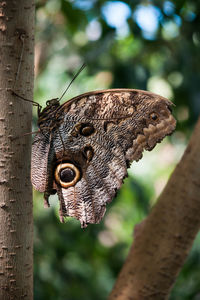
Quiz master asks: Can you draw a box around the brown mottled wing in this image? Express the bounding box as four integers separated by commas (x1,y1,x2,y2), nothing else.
58,89,176,226
32,89,176,227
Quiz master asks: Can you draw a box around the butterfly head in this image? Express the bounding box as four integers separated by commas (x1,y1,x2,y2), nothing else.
45,98,60,107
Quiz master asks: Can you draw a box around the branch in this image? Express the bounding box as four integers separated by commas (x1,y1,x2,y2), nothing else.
0,1,34,298
109,117,200,300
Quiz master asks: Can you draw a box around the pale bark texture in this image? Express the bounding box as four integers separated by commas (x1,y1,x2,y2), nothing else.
109,117,200,300
0,1,34,299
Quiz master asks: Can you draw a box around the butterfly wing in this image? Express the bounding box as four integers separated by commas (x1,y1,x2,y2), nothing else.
31,89,176,227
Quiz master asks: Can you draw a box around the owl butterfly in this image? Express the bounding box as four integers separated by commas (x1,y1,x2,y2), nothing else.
31,87,176,228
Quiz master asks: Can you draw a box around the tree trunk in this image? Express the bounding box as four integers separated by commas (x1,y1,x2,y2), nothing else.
0,1,34,299
109,117,200,300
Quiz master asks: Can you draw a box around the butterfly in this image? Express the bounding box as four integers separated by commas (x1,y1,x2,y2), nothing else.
31,87,176,228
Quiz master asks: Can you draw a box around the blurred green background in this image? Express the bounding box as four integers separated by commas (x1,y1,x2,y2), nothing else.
33,1,200,299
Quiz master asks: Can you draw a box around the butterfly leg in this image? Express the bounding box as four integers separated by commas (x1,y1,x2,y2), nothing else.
44,192,50,208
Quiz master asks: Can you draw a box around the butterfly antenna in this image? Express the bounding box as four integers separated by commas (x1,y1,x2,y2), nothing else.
58,63,86,102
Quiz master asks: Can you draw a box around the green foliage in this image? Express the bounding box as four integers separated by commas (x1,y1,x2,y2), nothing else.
34,0,200,299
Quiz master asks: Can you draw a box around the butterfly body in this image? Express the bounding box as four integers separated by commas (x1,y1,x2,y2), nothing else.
31,89,176,227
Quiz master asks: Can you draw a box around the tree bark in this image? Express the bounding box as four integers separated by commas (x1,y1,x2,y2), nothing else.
0,1,34,299
109,117,200,300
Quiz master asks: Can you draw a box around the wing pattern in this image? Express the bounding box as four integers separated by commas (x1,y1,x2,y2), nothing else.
31,89,176,227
